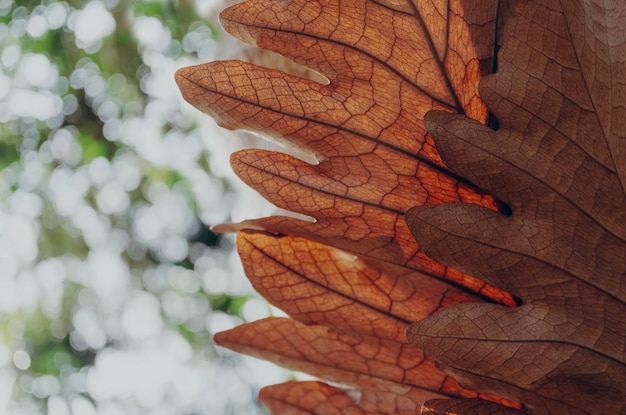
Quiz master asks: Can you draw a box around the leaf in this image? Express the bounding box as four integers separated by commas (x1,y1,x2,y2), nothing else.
230,232,522,411
260,382,519,415
259,382,382,415
236,230,482,343
176,0,625,413
215,317,516,410
421,399,525,415
405,1,626,413
260,381,387,415
176,0,517,306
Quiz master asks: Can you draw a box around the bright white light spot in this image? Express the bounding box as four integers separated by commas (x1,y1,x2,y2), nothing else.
9,89,62,120
0,74,11,100
206,312,238,335
242,297,270,322
36,258,66,290
87,250,129,303
161,331,192,363
50,319,68,340
160,291,187,322
19,53,56,88
96,181,130,215
87,348,209,408
112,153,141,191
160,235,188,262
84,250,130,308
118,117,165,165
1,44,20,67
197,38,218,61
88,157,113,186
46,3,69,30
79,212,113,249
167,267,199,293
16,270,41,312
9,189,42,219
70,396,96,415
84,75,106,98
72,2,115,48
0,345,10,367
8,217,38,262
72,308,107,350
26,14,47,38
133,17,165,49
47,395,70,415
145,71,176,101
32,375,61,398
48,167,90,216
102,118,120,141
13,350,31,370
72,205,97,231
0,279,19,314
62,94,79,115
134,207,163,243
49,128,81,166
242,356,292,387
192,0,224,16
121,292,162,341
143,180,168,203
201,267,229,295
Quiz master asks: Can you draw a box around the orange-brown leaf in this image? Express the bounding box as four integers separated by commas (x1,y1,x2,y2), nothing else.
170,0,610,413
421,398,524,415
261,383,523,415
260,381,406,415
214,317,507,407
237,230,482,342
214,149,515,305
175,0,516,306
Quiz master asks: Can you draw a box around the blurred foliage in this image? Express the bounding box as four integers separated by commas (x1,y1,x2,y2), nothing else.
0,0,282,413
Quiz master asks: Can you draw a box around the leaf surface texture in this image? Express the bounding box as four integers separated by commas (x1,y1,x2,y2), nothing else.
176,0,626,413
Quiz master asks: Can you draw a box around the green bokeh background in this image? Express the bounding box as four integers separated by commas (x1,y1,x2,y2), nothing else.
0,1,289,413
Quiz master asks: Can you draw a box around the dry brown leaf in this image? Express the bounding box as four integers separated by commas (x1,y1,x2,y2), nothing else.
405,1,626,414
260,381,492,415
175,0,625,413
260,382,521,415
177,0,517,305
237,230,482,343
215,317,517,411
260,381,386,415
421,399,524,415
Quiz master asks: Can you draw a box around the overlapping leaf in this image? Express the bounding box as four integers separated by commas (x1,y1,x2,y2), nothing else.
215,317,519,411
177,0,517,305
176,0,518,412
405,1,626,413
236,230,482,343
259,382,519,415
173,0,626,413
218,229,522,413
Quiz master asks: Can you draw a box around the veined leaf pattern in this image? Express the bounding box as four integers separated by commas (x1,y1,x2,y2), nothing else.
176,0,626,413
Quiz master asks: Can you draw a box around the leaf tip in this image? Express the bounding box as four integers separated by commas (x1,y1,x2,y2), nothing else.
213,330,228,347
174,66,194,89
212,220,269,234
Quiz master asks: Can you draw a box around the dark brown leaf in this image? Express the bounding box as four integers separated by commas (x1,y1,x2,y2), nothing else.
406,1,626,413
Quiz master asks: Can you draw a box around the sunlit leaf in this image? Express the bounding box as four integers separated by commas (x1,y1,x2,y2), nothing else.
177,0,626,413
